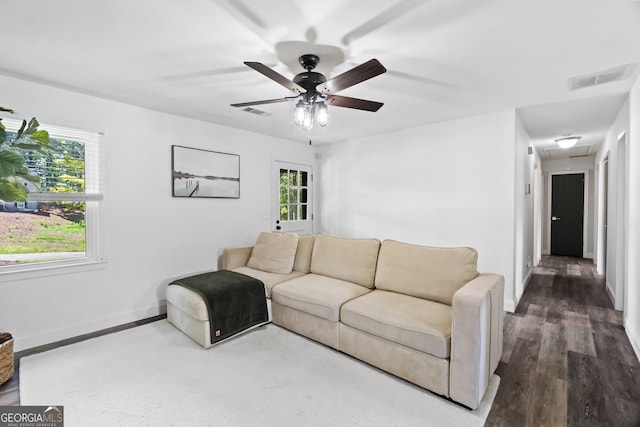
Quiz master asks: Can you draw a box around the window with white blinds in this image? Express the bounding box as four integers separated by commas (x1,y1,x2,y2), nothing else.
0,118,104,274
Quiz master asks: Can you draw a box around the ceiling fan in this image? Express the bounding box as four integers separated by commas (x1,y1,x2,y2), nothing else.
231,54,387,130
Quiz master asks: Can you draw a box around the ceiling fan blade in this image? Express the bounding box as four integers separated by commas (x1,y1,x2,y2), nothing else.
317,59,387,94
244,62,305,95
230,97,298,108
325,95,383,112
341,0,426,46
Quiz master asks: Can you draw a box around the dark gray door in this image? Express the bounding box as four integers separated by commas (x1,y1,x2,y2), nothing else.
551,173,584,257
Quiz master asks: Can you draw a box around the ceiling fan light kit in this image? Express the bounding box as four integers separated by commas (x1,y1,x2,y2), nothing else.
554,135,581,149
231,54,386,131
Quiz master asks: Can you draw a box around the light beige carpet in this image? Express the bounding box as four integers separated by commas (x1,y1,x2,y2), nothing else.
20,321,499,427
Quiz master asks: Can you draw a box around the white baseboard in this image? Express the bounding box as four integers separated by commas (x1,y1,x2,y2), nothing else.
626,322,640,364
14,302,167,352
605,283,616,307
504,298,516,313
516,269,533,303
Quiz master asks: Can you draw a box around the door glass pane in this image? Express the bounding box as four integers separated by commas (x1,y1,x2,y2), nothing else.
280,205,288,221
289,205,298,220
280,169,288,186
280,187,288,204
300,171,308,187
300,188,308,203
289,171,298,186
289,188,298,204
300,204,307,220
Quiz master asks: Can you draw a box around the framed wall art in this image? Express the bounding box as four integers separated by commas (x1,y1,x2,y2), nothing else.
172,145,240,198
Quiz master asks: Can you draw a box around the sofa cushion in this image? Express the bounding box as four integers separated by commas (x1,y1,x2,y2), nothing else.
340,290,452,358
292,234,315,273
375,240,479,305
231,266,307,298
247,232,299,274
271,273,371,322
310,233,380,288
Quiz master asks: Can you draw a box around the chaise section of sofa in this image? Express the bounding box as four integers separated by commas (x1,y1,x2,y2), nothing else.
338,239,504,409
166,232,314,348
271,233,381,349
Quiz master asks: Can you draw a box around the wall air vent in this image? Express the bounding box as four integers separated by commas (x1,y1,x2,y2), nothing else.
242,107,271,116
568,64,636,91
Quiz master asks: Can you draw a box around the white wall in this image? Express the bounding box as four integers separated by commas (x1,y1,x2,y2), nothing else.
0,74,315,351
593,76,640,361
514,114,536,302
316,110,518,311
594,98,629,305
541,156,596,258
625,74,640,360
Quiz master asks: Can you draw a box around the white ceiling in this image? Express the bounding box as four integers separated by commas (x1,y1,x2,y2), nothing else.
1,0,639,158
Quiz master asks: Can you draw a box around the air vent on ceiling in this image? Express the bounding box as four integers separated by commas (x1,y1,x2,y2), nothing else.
568,64,636,91
242,107,271,116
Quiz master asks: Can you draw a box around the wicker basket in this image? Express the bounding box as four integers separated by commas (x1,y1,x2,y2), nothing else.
0,332,14,385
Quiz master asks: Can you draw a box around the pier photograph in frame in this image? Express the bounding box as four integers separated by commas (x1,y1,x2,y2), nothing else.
172,145,240,198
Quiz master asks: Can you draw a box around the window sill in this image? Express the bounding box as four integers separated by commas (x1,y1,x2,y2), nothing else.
0,257,107,283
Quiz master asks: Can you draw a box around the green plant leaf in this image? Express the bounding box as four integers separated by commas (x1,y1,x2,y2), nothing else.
24,117,40,135
0,113,56,196
0,107,15,114
13,168,40,183
0,179,28,201
29,129,50,144
15,119,27,139
0,149,26,176
11,142,47,152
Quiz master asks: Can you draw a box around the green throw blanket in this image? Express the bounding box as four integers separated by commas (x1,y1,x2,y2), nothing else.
170,270,268,344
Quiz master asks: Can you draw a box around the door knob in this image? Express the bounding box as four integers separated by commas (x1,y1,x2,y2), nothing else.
551,216,560,221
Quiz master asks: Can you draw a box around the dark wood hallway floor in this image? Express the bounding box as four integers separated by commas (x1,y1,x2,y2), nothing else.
486,255,640,426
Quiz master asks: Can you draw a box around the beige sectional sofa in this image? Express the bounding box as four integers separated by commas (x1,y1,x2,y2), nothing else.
167,231,504,410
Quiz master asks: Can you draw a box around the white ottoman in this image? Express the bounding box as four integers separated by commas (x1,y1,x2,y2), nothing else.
166,272,271,348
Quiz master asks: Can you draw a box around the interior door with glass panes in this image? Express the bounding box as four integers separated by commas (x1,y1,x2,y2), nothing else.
273,161,313,234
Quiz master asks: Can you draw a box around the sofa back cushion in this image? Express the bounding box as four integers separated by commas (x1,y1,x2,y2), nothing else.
310,233,380,288
247,232,299,274
293,234,315,273
375,240,479,305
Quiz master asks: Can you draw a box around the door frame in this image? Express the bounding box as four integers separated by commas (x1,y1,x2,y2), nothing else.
614,132,628,313
533,165,543,266
546,169,589,258
596,154,609,277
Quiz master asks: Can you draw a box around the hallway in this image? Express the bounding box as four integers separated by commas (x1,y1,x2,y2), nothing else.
486,256,640,426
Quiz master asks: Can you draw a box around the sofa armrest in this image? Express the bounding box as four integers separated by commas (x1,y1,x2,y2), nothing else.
449,273,504,409
222,246,253,270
